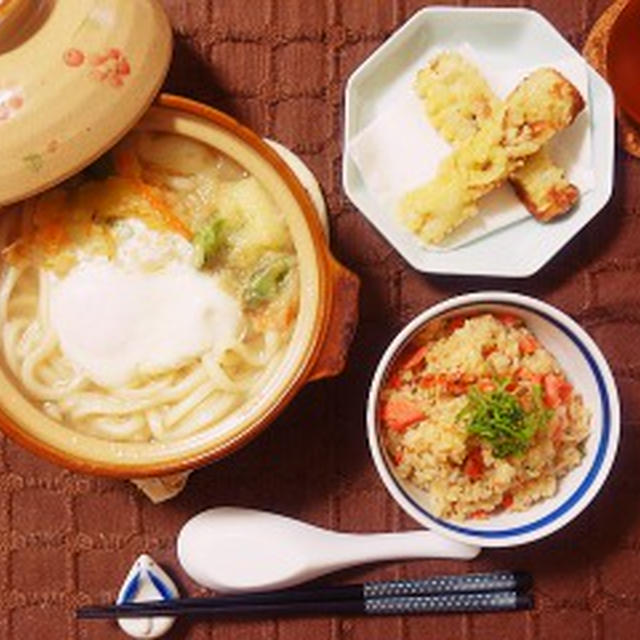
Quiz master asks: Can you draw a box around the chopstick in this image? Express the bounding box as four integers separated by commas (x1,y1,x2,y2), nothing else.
77,570,533,620
81,570,531,611
78,591,533,619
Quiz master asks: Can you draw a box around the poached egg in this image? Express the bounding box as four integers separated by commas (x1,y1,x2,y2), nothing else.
48,221,241,388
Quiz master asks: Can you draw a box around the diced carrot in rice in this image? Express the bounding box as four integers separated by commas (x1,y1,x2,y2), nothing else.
516,368,543,385
543,374,572,408
501,493,514,509
518,335,538,355
463,447,485,479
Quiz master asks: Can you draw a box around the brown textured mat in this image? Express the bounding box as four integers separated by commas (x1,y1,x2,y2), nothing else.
1,1,639,639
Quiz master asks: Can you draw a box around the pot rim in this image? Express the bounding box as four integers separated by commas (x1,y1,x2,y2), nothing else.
0,93,336,477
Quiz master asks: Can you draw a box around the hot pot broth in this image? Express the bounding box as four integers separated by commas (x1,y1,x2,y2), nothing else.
0,132,299,442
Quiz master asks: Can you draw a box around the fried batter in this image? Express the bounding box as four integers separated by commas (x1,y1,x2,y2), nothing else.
401,67,585,244
415,52,580,223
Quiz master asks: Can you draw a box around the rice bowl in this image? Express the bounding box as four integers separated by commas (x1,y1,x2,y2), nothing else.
367,292,620,547
380,313,590,521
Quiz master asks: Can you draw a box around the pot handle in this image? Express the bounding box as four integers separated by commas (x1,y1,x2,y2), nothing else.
307,256,360,382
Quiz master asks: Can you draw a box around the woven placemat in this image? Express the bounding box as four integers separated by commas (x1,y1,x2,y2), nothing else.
4,3,640,640
583,0,640,157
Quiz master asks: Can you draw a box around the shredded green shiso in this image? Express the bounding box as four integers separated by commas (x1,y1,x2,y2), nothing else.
457,380,552,458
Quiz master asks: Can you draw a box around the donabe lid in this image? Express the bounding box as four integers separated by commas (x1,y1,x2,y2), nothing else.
0,0,172,206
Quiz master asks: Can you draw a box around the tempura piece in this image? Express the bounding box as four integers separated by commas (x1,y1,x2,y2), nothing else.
510,152,579,221
400,68,585,244
415,52,500,147
415,52,579,222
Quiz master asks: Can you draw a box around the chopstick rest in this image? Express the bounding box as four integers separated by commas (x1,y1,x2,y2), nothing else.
115,554,179,639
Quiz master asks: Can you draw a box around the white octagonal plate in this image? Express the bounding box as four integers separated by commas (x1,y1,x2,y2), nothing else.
342,7,615,278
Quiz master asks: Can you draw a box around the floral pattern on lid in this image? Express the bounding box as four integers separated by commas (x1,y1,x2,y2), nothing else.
21,139,60,173
0,85,23,122
63,46,131,88
22,153,43,173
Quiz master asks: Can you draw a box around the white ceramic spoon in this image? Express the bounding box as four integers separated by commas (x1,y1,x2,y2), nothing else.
177,507,481,593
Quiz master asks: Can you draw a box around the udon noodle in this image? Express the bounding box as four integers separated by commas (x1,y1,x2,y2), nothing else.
0,132,299,442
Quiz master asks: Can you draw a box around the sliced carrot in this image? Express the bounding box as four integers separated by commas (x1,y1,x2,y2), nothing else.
277,301,298,331
381,397,425,433
518,335,538,355
463,447,485,480
112,147,191,238
543,374,573,409
137,181,191,239
402,344,430,370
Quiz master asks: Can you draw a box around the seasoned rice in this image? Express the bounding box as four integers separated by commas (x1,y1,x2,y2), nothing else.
379,313,590,521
